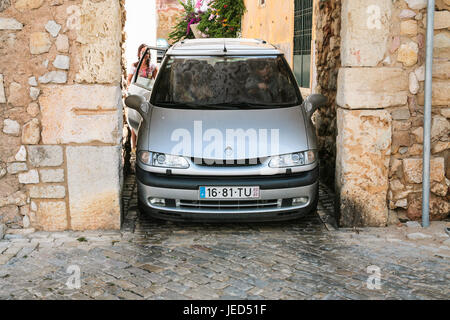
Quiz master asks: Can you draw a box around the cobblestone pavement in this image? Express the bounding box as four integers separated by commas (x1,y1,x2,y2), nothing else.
0,174,449,300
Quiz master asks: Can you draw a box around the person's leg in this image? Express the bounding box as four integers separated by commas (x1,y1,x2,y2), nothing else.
131,129,137,152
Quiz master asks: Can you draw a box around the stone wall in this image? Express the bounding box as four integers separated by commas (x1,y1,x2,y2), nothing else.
336,0,449,227
313,0,341,187
387,0,449,222
0,0,124,232
241,0,295,66
156,0,184,43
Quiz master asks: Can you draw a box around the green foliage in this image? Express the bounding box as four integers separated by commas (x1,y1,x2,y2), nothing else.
198,0,246,38
168,0,246,43
168,0,198,43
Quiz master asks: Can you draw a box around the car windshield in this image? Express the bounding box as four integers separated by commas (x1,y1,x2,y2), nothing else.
152,55,301,109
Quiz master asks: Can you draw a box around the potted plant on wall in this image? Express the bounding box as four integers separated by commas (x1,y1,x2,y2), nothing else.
169,0,206,42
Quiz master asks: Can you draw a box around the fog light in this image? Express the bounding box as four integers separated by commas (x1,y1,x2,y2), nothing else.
149,197,165,207
292,197,309,205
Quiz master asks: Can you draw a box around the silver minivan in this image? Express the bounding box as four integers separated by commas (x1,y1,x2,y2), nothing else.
125,39,326,222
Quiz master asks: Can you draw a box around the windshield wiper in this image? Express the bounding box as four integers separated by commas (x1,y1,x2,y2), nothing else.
202,102,297,109
154,102,299,109
154,102,203,109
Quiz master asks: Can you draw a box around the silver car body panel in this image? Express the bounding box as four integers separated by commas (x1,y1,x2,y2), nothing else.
146,105,312,159
137,180,318,221
136,156,317,176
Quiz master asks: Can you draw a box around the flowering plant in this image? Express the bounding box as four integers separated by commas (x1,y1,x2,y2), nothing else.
198,0,245,38
169,0,245,42
168,0,204,43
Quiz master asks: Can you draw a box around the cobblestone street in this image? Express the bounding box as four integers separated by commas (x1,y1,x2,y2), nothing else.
0,174,449,300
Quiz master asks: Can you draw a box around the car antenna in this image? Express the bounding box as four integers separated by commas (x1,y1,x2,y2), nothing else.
223,41,227,53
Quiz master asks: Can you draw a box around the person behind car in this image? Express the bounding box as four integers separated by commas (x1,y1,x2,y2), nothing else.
126,44,158,152
127,44,158,86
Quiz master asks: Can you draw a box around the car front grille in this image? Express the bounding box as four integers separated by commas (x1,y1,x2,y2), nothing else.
191,157,264,167
178,199,280,210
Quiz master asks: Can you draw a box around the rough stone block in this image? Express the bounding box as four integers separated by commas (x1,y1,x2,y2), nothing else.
432,60,450,80
52,55,70,70
0,18,23,30
337,68,408,109
66,146,121,230
400,20,418,36
27,145,63,167
38,71,67,84
432,141,450,154
341,0,392,66
28,76,37,87
431,115,449,141
424,10,450,29
29,185,66,199
45,20,61,37
3,119,20,136
39,85,122,144
399,9,416,19
29,87,40,100
0,205,20,226
434,32,450,58
405,0,427,10
15,0,44,11
39,169,64,183
336,109,392,227
392,131,411,152
397,42,419,67
36,201,67,231
26,102,40,117
0,0,11,12
55,34,69,53
403,157,445,184
75,0,122,84
407,193,450,221
15,145,27,161
0,74,5,103
21,118,40,145
418,80,450,106
7,162,27,174
8,82,26,107
391,106,411,120
29,32,51,55
18,170,39,184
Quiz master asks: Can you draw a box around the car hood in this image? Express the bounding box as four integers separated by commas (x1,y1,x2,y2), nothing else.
147,106,309,160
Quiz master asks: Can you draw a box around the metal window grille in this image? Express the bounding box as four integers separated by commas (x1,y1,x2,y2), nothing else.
293,0,313,88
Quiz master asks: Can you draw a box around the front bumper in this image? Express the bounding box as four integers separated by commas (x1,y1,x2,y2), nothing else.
136,166,319,222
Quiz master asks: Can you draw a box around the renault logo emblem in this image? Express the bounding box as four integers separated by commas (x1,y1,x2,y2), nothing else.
225,146,233,156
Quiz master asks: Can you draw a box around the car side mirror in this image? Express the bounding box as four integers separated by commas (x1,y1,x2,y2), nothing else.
304,94,327,118
125,94,149,118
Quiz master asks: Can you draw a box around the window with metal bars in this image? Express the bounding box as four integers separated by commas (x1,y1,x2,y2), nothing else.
293,0,313,88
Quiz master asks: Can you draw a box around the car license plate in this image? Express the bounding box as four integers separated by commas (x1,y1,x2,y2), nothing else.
199,186,260,199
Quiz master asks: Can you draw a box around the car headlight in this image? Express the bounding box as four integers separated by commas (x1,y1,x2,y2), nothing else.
268,151,316,168
138,151,189,169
